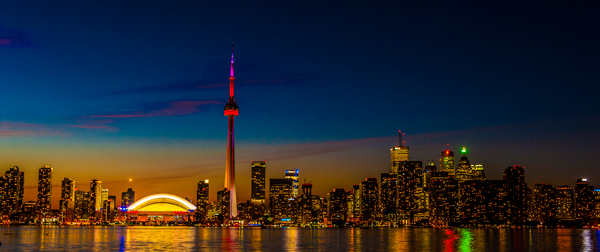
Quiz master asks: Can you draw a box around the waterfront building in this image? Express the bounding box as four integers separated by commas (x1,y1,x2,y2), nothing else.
574,178,594,221
360,177,378,222
223,44,239,219
217,188,231,221
125,194,196,222
269,178,293,220
348,184,361,222
298,183,314,224
36,165,53,221
380,173,397,221
556,185,574,219
59,177,75,223
20,201,37,223
531,183,557,223
594,189,600,219
74,189,90,221
3,166,24,215
251,161,266,203
196,180,209,222
89,179,102,221
121,188,135,208
428,172,458,226
397,161,424,224
285,169,299,198
503,165,528,225
327,188,347,225
439,150,455,176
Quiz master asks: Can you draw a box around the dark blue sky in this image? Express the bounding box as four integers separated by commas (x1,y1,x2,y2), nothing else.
0,1,599,203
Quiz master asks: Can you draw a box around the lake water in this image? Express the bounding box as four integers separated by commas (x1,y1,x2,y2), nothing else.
0,226,599,251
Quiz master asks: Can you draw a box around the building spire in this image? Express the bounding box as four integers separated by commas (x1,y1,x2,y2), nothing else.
230,43,234,77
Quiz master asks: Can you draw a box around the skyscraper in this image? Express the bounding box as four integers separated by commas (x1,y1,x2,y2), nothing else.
360,177,379,221
121,188,135,208
503,165,528,225
36,165,53,221
439,150,455,176
60,177,75,222
574,178,594,221
390,130,409,174
196,180,209,222
456,148,471,180
251,161,266,203
74,188,90,221
224,44,239,219
285,169,299,198
3,166,24,215
327,188,347,225
556,185,574,219
89,179,102,220
269,178,293,219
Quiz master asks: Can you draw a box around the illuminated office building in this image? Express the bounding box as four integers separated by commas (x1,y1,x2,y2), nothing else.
121,188,135,208
3,166,24,215
89,179,102,220
470,164,486,180
390,131,409,174
503,165,528,225
299,183,313,224
196,180,209,222
380,173,397,220
217,188,230,221
60,177,75,222
397,161,424,220
428,172,458,227
360,177,378,221
556,185,574,219
439,150,455,176
327,188,347,225
102,189,109,204
574,178,594,221
594,189,600,219
456,148,471,180
349,184,361,222
531,183,557,223
251,161,266,203
269,178,293,220
285,169,299,198
36,165,53,220
74,189,90,221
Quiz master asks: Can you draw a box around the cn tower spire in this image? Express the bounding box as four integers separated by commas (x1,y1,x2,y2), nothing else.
224,44,239,220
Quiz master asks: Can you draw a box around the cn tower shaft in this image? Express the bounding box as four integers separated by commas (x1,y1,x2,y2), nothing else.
224,44,239,219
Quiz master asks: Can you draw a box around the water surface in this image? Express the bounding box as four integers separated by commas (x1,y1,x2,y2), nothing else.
1,226,599,251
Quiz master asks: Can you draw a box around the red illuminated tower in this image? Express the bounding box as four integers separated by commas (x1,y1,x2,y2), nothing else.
224,44,239,219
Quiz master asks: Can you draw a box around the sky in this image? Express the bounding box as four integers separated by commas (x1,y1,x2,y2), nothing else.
0,1,599,207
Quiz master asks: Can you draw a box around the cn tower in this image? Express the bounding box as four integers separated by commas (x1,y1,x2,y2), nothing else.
224,44,239,219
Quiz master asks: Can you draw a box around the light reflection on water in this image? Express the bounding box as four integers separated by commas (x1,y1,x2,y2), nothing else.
0,226,599,251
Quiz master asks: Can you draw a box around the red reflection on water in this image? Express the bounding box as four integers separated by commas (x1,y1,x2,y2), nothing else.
444,229,458,252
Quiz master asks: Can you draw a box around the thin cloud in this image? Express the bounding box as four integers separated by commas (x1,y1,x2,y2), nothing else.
87,100,222,118
0,121,64,137
92,75,310,97
66,119,118,130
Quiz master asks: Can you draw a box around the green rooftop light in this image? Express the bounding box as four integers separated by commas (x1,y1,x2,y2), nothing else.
461,147,467,153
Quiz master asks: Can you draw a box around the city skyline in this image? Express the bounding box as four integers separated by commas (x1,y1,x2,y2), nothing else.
1,1,599,208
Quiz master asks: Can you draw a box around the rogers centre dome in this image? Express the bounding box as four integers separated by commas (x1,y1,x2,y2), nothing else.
125,194,196,222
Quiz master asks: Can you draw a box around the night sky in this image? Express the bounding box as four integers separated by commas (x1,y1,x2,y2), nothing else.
0,1,598,206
